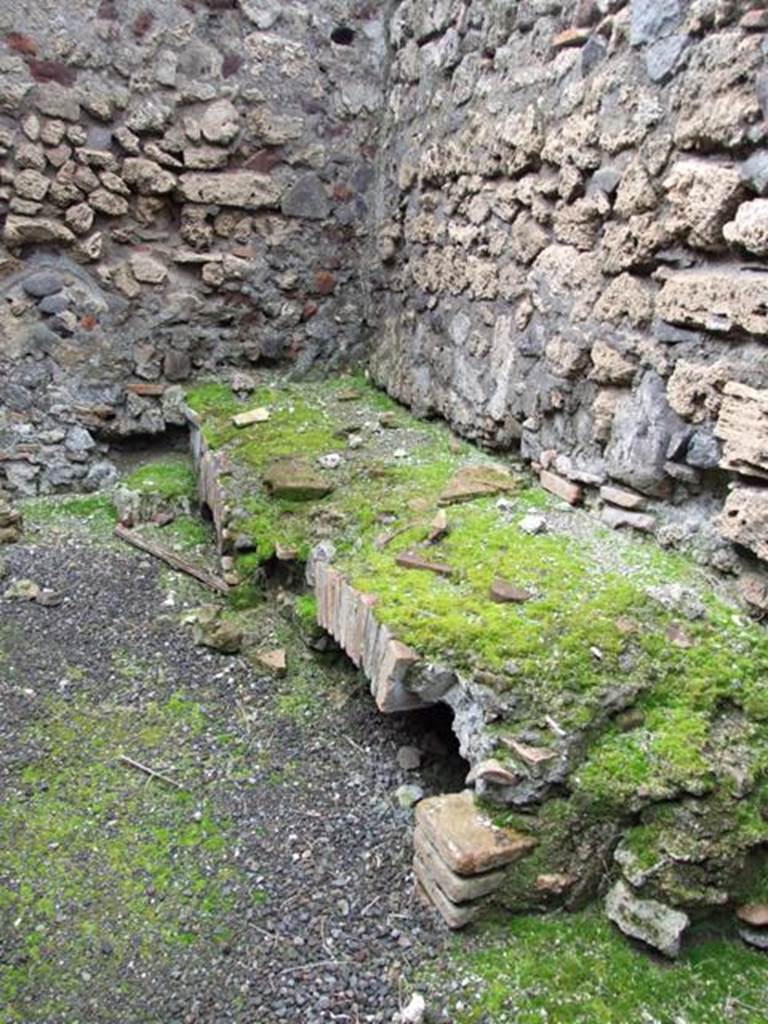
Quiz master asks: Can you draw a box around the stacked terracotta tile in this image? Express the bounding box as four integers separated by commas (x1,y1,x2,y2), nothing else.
413,790,535,928
313,562,429,713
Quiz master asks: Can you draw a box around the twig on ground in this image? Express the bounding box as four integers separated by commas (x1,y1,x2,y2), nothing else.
343,734,366,754
360,894,382,916
114,523,229,594
118,753,186,791
374,520,420,550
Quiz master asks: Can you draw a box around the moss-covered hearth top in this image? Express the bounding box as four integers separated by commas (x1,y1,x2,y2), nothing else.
186,374,768,937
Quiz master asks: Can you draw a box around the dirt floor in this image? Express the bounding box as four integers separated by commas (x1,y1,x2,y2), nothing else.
0,505,460,1024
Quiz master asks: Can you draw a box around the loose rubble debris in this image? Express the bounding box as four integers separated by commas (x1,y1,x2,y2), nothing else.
605,881,690,959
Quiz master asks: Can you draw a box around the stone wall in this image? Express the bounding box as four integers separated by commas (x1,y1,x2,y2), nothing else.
0,0,385,493
3,0,768,598
370,0,768,596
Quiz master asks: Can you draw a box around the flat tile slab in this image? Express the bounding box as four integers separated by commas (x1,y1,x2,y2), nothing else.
415,790,535,876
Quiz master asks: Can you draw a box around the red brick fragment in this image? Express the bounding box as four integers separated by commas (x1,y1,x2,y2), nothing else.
6,33,37,56
314,270,336,296
26,58,77,86
132,10,155,37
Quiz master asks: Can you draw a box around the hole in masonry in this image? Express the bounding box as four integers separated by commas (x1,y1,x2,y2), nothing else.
396,703,470,794
262,553,307,591
331,25,356,45
100,425,191,473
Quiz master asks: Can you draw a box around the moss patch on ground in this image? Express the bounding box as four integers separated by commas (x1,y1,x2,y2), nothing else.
122,456,197,503
419,908,768,1024
21,494,117,538
0,694,245,1023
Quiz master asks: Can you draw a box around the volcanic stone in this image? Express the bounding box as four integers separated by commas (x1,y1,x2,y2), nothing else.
281,173,330,220
194,617,243,654
605,880,689,958
22,272,64,298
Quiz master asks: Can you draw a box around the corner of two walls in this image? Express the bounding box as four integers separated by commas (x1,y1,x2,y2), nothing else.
0,0,386,495
370,0,768,606
2,0,768,607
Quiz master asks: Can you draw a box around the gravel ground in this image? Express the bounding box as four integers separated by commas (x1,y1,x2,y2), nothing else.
0,518,458,1024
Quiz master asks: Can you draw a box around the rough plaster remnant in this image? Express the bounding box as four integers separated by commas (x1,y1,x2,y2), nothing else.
33,83,81,122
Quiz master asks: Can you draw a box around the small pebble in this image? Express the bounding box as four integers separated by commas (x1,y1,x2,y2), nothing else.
396,745,422,771
519,513,547,535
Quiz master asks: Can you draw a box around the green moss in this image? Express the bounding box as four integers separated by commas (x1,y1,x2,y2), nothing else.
123,457,197,502
575,706,713,812
294,594,319,632
186,371,768,885
161,515,210,551
185,381,241,418
0,693,245,1021
419,908,768,1024
351,502,629,683
185,374,467,566
487,800,583,912
21,494,117,534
